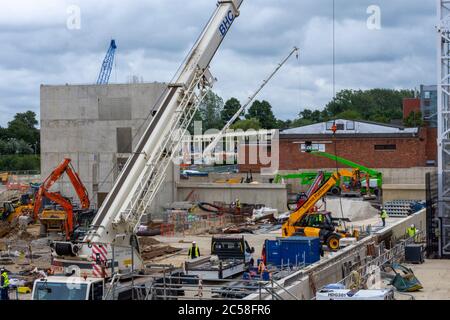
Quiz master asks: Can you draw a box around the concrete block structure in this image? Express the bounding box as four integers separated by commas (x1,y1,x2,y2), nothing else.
40,83,176,213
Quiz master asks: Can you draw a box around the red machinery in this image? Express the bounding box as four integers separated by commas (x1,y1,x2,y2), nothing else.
33,158,90,239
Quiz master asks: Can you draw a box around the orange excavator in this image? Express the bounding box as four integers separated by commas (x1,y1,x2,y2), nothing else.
33,158,90,239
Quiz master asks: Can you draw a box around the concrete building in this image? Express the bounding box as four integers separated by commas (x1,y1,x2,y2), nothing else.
40,83,173,211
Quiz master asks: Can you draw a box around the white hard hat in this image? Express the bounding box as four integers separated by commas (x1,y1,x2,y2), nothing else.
411,224,415,228
192,241,196,244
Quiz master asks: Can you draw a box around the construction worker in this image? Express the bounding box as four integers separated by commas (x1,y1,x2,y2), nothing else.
188,241,200,259
257,260,267,274
407,224,418,242
380,207,388,227
0,267,9,300
235,198,241,214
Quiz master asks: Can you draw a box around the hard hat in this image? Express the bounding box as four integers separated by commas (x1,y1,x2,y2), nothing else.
411,224,415,228
192,241,196,244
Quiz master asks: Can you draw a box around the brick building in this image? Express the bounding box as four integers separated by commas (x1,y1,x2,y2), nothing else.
238,119,437,172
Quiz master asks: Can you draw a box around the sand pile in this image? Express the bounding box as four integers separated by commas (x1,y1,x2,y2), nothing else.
322,198,379,221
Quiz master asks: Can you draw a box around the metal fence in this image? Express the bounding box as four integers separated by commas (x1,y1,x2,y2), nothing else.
104,267,304,300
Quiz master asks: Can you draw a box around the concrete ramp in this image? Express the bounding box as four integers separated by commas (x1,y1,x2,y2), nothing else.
323,198,379,221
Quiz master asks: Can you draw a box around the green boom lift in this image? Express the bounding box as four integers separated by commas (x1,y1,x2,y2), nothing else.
274,151,383,197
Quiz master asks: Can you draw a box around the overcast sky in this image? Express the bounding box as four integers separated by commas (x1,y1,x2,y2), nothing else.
0,0,437,126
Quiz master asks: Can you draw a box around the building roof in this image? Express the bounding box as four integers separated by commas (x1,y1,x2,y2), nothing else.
281,119,418,136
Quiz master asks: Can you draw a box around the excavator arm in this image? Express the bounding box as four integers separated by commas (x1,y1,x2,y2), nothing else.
33,158,89,238
65,164,90,209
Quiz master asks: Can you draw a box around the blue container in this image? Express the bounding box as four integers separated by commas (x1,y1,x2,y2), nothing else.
265,236,320,267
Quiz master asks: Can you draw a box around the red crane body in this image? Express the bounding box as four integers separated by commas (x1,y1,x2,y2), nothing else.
33,158,90,239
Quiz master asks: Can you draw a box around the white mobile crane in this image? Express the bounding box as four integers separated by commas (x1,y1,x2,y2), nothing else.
32,0,244,300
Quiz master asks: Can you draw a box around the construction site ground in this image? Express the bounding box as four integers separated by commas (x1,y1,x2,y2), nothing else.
151,215,403,268
406,260,450,300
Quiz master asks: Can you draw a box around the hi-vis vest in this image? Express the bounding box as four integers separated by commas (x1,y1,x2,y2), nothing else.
407,227,417,238
380,210,388,219
1,272,9,288
188,246,200,258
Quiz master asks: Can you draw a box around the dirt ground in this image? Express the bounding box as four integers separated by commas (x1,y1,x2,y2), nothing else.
405,259,450,300
152,229,280,267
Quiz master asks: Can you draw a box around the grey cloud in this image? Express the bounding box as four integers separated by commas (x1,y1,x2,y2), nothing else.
0,0,437,126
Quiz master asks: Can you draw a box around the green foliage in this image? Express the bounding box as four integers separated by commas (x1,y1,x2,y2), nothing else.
404,111,424,128
0,138,34,155
324,89,413,124
246,100,277,129
221,98,242,124
0,154,40,171
7,111,40,148
0,111,40,171
198,91,224,130
287,89,415,128
231,118,262,131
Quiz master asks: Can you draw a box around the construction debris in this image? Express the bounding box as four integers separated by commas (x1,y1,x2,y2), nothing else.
138,236,181,261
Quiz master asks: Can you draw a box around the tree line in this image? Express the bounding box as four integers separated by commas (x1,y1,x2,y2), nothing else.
0,111,40,171
193,88,422,132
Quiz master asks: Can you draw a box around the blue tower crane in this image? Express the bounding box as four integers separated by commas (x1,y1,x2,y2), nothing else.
96,39,117,84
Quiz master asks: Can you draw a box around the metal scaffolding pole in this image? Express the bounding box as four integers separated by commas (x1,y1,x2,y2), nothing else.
437,0,450,257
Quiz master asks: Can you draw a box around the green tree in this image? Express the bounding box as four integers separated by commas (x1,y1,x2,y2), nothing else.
7,111,40,151
198,91,224,130
335,109,362,120
221,98,241,124
404,111,424,127
245,100,277,129
324,89,413,124
231,118,261,131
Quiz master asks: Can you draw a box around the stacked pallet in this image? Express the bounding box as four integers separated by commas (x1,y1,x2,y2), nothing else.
384,200,414,217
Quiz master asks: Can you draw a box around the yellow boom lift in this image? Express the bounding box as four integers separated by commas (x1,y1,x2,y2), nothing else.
282,169,360,250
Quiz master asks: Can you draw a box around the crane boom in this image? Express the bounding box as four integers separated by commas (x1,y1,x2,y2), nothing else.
85,0,243,244
202,46,299,157
96,40,117,85
50,1,245,277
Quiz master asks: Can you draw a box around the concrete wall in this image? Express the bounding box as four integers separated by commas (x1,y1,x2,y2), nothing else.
382,184,426,202
40,83,168,211
177,183,288,212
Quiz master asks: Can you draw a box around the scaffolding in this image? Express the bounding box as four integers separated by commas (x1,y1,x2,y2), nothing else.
437,0,450,257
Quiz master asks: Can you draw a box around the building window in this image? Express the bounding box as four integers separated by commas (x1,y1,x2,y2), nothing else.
326,121,344,131
346,121,355,130
374,144,396,151
326,121,333,130
116,127,132,153
424,91,431,99
424,99,431,107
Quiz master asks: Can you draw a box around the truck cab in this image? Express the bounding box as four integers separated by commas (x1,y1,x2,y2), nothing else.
211,236,255,266
31,275,152,300
32,276,104,300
